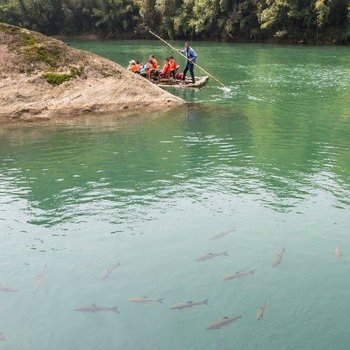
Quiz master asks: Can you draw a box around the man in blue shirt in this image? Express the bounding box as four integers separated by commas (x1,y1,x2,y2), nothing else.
179,42,197,84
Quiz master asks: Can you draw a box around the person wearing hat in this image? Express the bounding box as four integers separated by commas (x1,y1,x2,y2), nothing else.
128,60,141,73
127,60,136,70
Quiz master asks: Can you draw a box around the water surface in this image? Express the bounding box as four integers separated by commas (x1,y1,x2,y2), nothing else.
0,41,350,349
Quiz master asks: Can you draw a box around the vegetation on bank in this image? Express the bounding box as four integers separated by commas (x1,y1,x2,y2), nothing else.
0,22,86,78
0,0,349,44
1,23,65,70
43,66,84,85
0,23,183,120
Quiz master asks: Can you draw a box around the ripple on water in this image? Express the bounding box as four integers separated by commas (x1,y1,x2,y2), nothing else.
0,44,349,350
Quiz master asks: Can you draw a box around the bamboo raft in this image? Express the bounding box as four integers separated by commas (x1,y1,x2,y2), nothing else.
154,76,209,88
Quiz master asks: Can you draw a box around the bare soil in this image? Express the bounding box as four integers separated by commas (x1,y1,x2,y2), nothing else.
0,23,183,121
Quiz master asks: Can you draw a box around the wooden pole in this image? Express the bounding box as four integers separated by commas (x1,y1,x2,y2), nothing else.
147,28,227,88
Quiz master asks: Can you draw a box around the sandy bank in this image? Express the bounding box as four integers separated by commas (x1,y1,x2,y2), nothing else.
0,23,184,121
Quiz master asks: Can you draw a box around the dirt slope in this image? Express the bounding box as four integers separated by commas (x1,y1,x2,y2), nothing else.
0,23,183,120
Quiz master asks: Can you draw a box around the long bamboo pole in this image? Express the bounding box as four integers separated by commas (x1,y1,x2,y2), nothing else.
146,28,227,88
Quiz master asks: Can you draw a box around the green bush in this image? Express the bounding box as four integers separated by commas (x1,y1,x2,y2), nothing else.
43,72,72,85
42,66,84,85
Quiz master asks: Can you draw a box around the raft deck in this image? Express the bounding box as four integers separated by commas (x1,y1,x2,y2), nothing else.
155,76,209,88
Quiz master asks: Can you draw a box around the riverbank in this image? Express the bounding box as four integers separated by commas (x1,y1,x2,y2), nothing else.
55,33,349,46
0,23,183,121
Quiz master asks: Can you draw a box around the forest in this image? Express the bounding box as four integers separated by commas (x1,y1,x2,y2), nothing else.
1,0,349,43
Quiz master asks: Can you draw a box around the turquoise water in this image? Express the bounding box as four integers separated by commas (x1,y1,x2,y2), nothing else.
1,41,350,349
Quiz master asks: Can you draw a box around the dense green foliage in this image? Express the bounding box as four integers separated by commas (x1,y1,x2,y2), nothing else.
1,0,349,43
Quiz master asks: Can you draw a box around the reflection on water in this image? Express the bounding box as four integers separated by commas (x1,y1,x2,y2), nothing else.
0,42,350,350
1,104,349,227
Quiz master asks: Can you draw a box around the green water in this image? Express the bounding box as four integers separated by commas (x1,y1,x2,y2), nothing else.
1,41,350,349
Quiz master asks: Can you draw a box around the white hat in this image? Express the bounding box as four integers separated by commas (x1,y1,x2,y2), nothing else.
129,60,136,65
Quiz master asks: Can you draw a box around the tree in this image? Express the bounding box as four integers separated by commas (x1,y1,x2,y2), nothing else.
92,0,140,38
0,0,348,42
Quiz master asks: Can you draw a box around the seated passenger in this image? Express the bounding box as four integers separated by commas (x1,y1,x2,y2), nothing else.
134,61,142,73
127,60,136,71
149,55,159,70
139,64,148,76
168,56,179,79
141,59,157,78
160,58,171,78
128,60,141,73
149,55,161,78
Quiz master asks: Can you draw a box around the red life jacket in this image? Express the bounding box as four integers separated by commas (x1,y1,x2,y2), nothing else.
162,63,171,75
169,60,177,71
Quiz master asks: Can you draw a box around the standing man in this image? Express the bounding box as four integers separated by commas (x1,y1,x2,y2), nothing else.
180,42,197,84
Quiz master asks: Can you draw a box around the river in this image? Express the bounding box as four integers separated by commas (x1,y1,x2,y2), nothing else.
0,40,349,349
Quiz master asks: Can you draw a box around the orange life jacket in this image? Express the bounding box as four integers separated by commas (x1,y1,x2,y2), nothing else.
162,63,171,75
169,60,177,71
151,58,159,69
145,62,155,74
130,64,140,72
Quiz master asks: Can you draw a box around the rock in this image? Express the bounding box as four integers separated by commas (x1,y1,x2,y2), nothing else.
0,23,183,121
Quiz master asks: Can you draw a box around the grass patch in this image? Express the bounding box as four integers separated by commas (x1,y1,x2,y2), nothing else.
20,32,37,46
1,23,37,47
0,23,63,67
23,45,62,67
70,66,84,77
43,72,73,85
43,66,84,85
0,23,22,34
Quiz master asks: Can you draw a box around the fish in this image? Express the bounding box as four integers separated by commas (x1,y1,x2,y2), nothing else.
335,245,342,259
101,263,120,280
207,314,243,330
0,285,17,293
75,304,119,313
0,332,5,341
128,297,163,304
196,251,228,262
210,229,235,240
272,248,285,268
223,269,255,281
35,265,47,288
256,301,267,320
171,299,208,310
